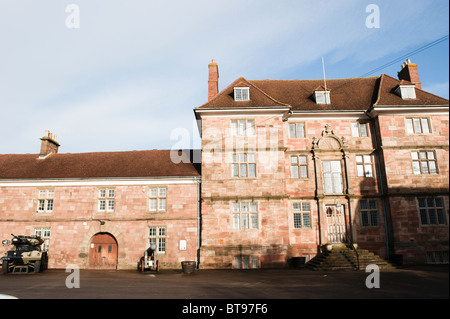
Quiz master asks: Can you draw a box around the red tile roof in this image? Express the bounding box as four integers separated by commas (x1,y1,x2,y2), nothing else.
197,74,448,111
0,150,200,180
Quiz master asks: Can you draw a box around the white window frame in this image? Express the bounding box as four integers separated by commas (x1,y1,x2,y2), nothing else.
34,228,51,251
397,85,416,99
356,155,374,177
234,87,250,101
411,151,438,175
98,188,115,212
351,122,369,137
290,155,308,179
232,153,256,178
232,202,258,230
37,189,54,213
322,161,343,194
405,118,431,134
359,199,379,227
293,202,311,229
288,122,306,138
314,91,331,104
231,119,255,136
148,226,166,254
149,187,167,212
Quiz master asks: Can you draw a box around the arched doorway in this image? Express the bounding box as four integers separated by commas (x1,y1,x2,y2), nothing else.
89,233,118,270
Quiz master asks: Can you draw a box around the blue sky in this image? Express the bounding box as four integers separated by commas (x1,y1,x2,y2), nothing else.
0,0,448,154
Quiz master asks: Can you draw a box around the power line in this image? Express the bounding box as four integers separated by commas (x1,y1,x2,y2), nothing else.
358,34,449,78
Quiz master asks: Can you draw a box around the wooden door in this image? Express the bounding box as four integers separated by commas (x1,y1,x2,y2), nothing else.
325,205,346,243
89,233,117,269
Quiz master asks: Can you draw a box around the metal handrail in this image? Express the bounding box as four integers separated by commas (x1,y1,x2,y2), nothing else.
348,241,360,270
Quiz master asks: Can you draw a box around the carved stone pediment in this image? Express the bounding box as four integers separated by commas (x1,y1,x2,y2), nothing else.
312,124,345,150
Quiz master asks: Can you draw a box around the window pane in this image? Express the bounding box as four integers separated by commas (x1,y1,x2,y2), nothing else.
290,156,298,164
437,209,445,225
149,198,157,210
360,123,368,137
360,200,368,210
419,210,428,225
426,152,434,160
149,188,157,197
299,156,307,164
351,123,359,137
427,198,434,207
323,173,333,194
419,152,427,159
241,214,249,229
159,198,166,211
248,154,255,163
289,123,296,138
297,123,305,138
370,211,379,226
232,203,240,212
369,200,377,210
293,203,301,211
249,202,257,212
418,198,426,207
413,118,422,133
159,188,166,197
293,213,302,228
231,120,238,136
246,120,255,136
98,200,105,211
239,154,246,162
107,200,114,211
250,213,258,229
108,189,115,197
406,119,414,134
241,202,248,211
421,161,429,174
428,209,437,224
356,155,363,163
248,164,256,177
429,161,437,174
333,173,343,193
303,213,311,228
232,164,239,177
421,119,430,133
240,164,247,177
239,120,246,136
233,214,240,229
292,164,299,178
411,152,419,160
361,211,369,226
365,164,373,177
300,166,307,178
302,202,310,211
357,164,364,177
46,200,53,211
412,161,421,174
434,198,443,207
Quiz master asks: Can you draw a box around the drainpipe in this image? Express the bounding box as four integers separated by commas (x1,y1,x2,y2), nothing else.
365,111,390,261
197,177,201,268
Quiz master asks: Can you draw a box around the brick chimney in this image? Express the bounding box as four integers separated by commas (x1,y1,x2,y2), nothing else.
208,59,219,101
39,130,60,157
398,58,421,89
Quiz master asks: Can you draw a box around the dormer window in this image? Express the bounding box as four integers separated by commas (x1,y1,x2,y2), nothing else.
314,90,331,104
234,87,250,101
396,85,416,99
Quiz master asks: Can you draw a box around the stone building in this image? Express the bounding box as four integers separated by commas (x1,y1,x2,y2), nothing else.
0,134,201,269
0,59,448,270
194,59,448,268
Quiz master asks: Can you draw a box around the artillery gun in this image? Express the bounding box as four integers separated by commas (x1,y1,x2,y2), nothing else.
138,244,159,272
2,234,48,274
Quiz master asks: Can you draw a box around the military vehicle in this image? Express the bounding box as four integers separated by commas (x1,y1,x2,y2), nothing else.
2,234,48,274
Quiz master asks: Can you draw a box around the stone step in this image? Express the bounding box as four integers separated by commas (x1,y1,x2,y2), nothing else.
306,245,396,271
